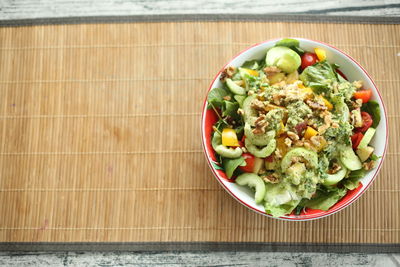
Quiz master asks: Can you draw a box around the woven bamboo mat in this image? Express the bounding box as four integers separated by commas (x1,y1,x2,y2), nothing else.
0,21,399,245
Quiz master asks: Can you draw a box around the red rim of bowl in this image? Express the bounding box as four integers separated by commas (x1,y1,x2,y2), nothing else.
201,37,389,221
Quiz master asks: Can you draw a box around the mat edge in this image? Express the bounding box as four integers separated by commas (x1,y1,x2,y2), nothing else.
0,242,399,253
0,14,399,27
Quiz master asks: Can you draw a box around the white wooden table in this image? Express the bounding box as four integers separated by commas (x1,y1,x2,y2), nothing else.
0,0,399,266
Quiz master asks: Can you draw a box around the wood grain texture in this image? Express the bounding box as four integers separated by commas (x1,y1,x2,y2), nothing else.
0,251,399,267
0,0,400,20
0,22,399,244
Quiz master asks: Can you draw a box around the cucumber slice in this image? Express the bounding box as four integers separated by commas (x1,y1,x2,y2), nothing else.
340,146,362,171
281,147,318,172
323,162,348,186
357,127,376,149
226,78,246,95
236,173,266,204
245,138,276,158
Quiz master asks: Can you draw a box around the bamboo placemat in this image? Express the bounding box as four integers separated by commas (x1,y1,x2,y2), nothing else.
0,21,399,248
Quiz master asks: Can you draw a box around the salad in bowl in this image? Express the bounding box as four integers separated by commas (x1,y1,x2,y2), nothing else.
202,38,387,220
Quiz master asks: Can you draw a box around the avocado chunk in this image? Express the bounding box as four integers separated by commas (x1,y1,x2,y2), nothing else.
281,147,318,172
266,46,301,73
236,173,266,204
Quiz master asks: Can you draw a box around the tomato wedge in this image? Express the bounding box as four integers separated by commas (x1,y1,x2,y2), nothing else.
356,112,373,133
351,132,364,149
354,89,372,103
239,153,255,173
301,52,318,70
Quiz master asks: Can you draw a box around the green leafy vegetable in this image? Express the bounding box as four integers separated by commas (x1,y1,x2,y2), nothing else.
222,101,239,119
275,38,304,55
347,169,366,179
361,100,381,128
222,157,245,179
299,61,338,94
211,161,224,171
241,60,260,70
263,183,301,217
303,187,347,211
370,154,380,161
207,87,230,109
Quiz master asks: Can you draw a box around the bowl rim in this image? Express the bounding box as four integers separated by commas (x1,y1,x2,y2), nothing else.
201,37,389,221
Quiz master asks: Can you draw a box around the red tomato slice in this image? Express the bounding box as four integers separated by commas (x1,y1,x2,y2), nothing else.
351,132,364,149
301,52,318,70
354,89,372,103
356,112,373,133
239,153,255,173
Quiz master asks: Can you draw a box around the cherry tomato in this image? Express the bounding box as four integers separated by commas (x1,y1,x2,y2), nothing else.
353,89,372,103
351,132,364,149
356,112,373,133
301,52,318,70
239,153,255,173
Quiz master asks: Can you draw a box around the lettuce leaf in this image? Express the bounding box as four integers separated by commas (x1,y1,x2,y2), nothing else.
303,187,347,211
264,183,301,217
299,61,338,94
207,87,230,109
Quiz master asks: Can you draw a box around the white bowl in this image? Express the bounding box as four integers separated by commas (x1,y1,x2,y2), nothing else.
201,38,388,221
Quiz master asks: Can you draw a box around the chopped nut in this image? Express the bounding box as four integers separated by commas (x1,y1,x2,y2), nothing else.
351,99,363,109
262,173,279,183
323,112,333,125
306,99,327,111
220,66,236,81
263,66,281,76
237,108,244,115
248,90,255,95
303,141,312,150
223,95,231,101
294,140,304,147
363,161,375,171
351,108,363,128
353,80,363,89
310,135,326,149
272,93,284,105
275,148,282,159
253,115,268,134
284,137,292,147
287,131,300,141
332,122,339,128
251,99,266,112
328,162,342,174
317,124,329,134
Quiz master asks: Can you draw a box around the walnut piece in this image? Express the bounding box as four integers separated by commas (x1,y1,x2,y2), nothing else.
252,115,268,135
306,99,327,111
251,99,266,112
284,137,292,147
220,66,236,81
263,66,281,76
363,161,375,171
263,173,279,183
353,80,363,89
287,131,300,141
328,162,342,174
